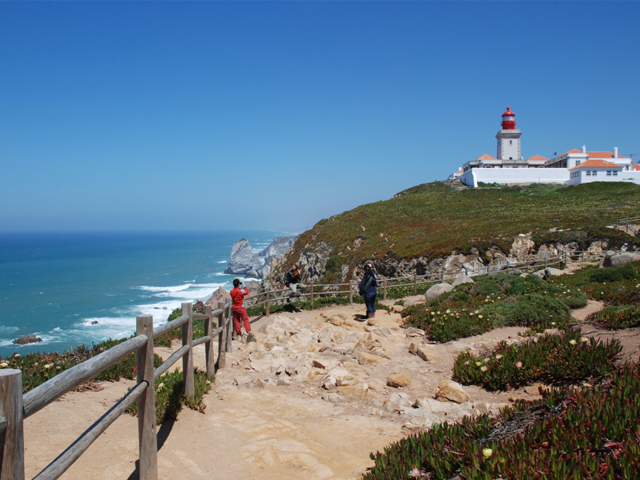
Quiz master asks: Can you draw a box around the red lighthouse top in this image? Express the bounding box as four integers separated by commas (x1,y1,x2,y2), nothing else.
501,106,516,130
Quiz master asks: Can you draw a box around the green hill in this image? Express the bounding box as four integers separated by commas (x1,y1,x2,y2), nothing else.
283,181,640,282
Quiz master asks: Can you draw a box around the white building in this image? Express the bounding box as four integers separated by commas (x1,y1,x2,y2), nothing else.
456,107,640,188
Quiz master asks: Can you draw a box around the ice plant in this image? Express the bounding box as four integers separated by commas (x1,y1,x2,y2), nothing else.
482,448,493,458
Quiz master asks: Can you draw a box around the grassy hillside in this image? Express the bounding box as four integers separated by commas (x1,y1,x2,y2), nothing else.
286,181,640,281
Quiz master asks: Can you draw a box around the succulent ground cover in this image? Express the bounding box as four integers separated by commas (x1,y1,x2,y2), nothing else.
365,362,640,480
400,274,584,343
453,329,622,391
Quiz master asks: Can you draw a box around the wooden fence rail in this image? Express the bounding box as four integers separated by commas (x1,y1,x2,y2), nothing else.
0,300,232,480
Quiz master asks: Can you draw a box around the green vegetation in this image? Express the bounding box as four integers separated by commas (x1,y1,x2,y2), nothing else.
365,362,640,480
453,329,621,391
284,182,640,281
127,368,212,425
401,274,582,342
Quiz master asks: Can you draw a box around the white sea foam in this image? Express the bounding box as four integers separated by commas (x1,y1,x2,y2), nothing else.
0,326,19,334
217,260,227,264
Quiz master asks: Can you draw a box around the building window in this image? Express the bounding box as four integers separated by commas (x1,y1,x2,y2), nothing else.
592,171,598,176
509,140,512,145
607,171,612,176
614,171,618,176
576,160,581,166
586,171,591,176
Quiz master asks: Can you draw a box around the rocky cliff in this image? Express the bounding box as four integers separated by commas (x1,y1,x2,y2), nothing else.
225,236,297,279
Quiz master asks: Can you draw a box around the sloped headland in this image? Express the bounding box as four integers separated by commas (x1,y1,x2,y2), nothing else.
276,181,640,283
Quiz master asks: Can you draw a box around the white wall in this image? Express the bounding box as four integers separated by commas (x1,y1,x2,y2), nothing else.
470,168,569,186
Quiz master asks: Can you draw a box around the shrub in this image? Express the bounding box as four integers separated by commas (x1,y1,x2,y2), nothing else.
453,329,622,391
127,368,212,424
481,294,571,331
590,263,638,283
589,304,640,330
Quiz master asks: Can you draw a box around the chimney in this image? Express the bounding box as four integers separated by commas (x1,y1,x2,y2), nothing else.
614,147,618,158
581,145,587,154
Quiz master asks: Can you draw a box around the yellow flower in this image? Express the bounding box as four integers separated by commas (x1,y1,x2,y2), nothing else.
157,383,165,391
569,339,577,345
482,448,493,458
13,353,20,358
580,337,589,343
44,363,53,369
0,362,8,368
476,361,482,366
478,315,484,319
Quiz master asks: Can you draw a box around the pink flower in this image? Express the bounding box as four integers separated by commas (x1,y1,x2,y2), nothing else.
515,361,523,369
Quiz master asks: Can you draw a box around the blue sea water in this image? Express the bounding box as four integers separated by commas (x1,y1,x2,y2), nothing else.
0,231,281,358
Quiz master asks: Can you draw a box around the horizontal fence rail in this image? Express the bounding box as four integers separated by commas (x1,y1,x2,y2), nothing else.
0,300,233,480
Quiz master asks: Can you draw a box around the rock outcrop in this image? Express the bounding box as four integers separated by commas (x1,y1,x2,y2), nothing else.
13,334,42,345
226,236,297,279
224,238,262,278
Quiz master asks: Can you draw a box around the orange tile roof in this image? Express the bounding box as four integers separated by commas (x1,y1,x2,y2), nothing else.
476,154,496,160
588,151,614,159
527,154,548,161
563,149,583,155
632,164,640,171
570,159,623,170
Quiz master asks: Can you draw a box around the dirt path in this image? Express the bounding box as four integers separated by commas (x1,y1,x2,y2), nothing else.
23,298,640,479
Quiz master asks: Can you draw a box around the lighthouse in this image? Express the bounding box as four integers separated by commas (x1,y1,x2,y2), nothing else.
496,106,523,163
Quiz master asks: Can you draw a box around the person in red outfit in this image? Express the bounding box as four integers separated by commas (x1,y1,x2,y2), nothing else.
230,278,251,338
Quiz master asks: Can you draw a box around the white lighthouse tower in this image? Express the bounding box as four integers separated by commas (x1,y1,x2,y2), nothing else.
496,106,524,164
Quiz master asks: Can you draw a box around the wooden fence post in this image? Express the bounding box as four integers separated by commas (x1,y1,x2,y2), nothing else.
136,315,158,480
413,273,417,295
310,281,315,309
349,281,353,304
266,287,271,317
217,300,227,369
182,302,195,399
383,277,387,301
204,305,215,379
0,369,25,480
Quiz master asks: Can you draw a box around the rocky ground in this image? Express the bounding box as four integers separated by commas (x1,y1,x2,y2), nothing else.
23,297,640,480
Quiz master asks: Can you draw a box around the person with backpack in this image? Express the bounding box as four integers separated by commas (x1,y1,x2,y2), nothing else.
359,262,378,319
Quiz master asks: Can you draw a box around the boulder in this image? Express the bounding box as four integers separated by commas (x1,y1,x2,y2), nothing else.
416,346,437,362
602,252,640,267
13,334,42,345
435,380,469,403
205,286,230,306
452,274,474,287
224,238,263,277
425,283,453,302
386,372,412,388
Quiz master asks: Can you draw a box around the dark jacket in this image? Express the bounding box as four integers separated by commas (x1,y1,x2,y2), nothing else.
359,272,377,298
286,269,301,287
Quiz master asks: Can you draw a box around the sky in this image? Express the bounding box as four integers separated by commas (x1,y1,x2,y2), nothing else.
1,1,639,234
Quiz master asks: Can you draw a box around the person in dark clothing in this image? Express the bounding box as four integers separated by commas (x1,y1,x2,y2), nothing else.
359,262,378,319
285,264,305,293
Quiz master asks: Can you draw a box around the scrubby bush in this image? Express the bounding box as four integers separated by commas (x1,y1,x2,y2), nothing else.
481,294,571,331
590,263,638,283
127,368,212,424
589,304,640,330
453,329,621,391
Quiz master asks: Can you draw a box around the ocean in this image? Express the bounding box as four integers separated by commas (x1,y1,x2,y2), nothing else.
0,230,282,358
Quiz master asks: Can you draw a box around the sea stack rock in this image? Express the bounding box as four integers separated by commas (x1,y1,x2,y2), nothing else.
13,334,43,345
224,238,263,278
260,236,298,264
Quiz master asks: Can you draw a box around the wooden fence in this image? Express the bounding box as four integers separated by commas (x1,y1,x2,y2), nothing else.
0,300,233,480
246,249,606,314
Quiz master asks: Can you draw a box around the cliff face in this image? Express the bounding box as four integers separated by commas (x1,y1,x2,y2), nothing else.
269,182,640,286
226,236,297,279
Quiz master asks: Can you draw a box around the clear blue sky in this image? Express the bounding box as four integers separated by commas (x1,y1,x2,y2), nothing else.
1,1,638,233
